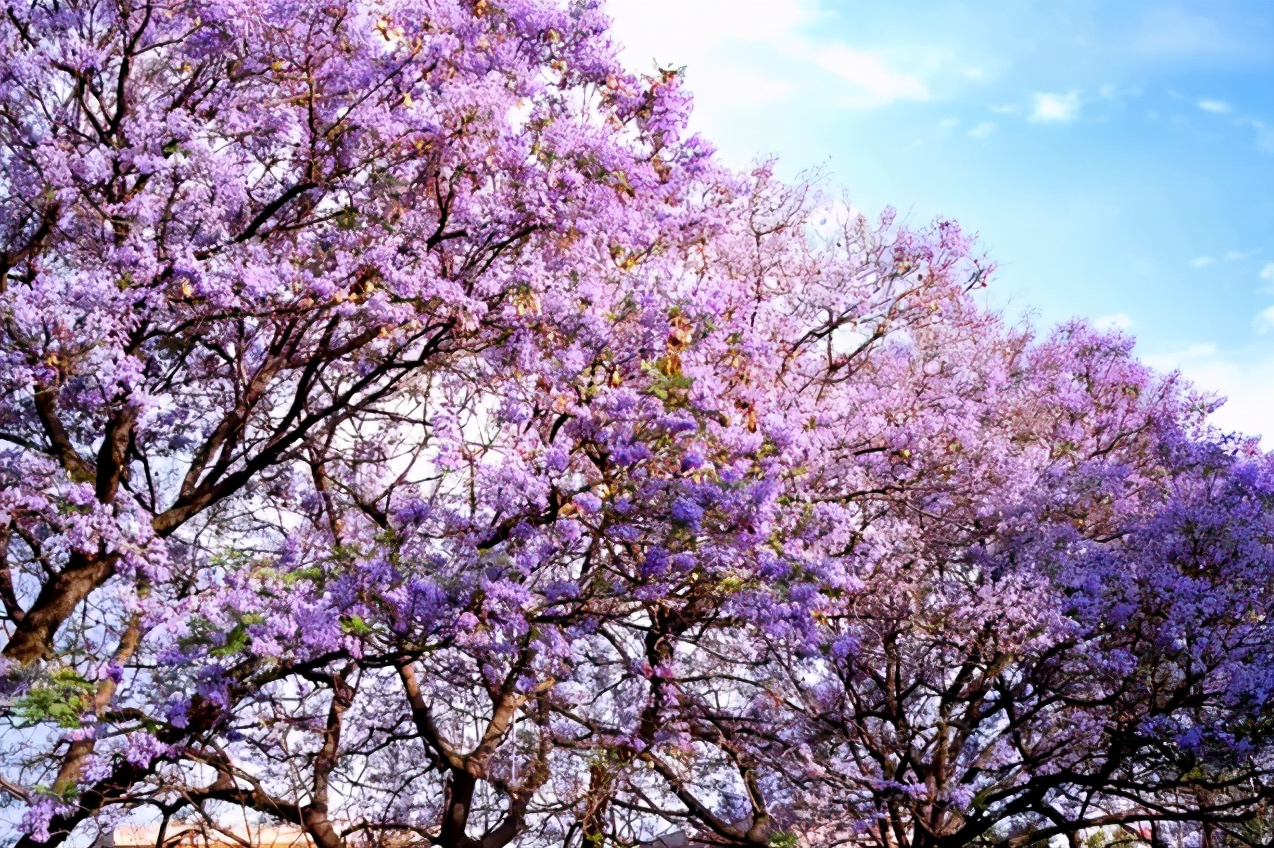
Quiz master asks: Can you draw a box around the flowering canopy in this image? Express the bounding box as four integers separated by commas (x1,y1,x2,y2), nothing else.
1,2,1270,848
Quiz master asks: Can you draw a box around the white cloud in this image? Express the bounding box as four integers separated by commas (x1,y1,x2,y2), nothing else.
1189,256,1215,268
1197,98,1232,113
703,66,800,105
812,44,929,103
1260,262,1274,281
607,0,931,111
1093,84,1141,102
1225,249,1249,261
938,117,960,129
1133,9,1237,58
607,0,818,68
1257,306,1274,334
968,121,996,140
1143,345,1274,445
1094,313,1133,331
1028,91,1082,123
1239,118,1274,154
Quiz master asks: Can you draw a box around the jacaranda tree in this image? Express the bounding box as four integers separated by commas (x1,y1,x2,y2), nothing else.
1,2,1270,847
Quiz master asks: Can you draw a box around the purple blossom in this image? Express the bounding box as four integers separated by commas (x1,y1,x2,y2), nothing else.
670,498,703,529
0,4,1267,846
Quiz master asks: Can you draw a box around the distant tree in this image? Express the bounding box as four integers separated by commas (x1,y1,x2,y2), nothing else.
1,2,1269,848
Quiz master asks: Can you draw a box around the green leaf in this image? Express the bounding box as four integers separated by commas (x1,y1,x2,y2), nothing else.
15,668,95,729
211,623,251,658
341,615,373,636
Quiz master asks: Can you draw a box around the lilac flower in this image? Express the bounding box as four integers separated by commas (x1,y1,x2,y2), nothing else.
670,498,703,530
0,3,1267,845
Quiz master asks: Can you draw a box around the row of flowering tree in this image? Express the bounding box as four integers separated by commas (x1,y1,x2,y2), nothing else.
0,1,1270,847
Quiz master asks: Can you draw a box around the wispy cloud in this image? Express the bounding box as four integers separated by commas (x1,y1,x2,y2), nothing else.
1238,118,1274,154
1197,98,1232,113
1028,91,1082,123
607,0,933,111
1133,8,1239,58
1095,313,1133,331
1144,345,1274,444
968,121,995,140
1255,306,1274,334
1189,256,1215,268
811,44,929,104
1260,262,1274,292
607,0,818,65
706,67,799,105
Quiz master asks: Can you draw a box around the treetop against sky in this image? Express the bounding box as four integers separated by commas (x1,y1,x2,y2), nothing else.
607,0,1274,444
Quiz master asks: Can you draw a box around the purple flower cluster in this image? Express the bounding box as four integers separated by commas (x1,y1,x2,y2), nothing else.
0,3,1268,848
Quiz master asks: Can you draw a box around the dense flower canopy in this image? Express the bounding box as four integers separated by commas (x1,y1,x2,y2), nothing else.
0,2,1270,848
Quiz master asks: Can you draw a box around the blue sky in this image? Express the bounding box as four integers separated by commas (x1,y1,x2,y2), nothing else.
607,0,1274,443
